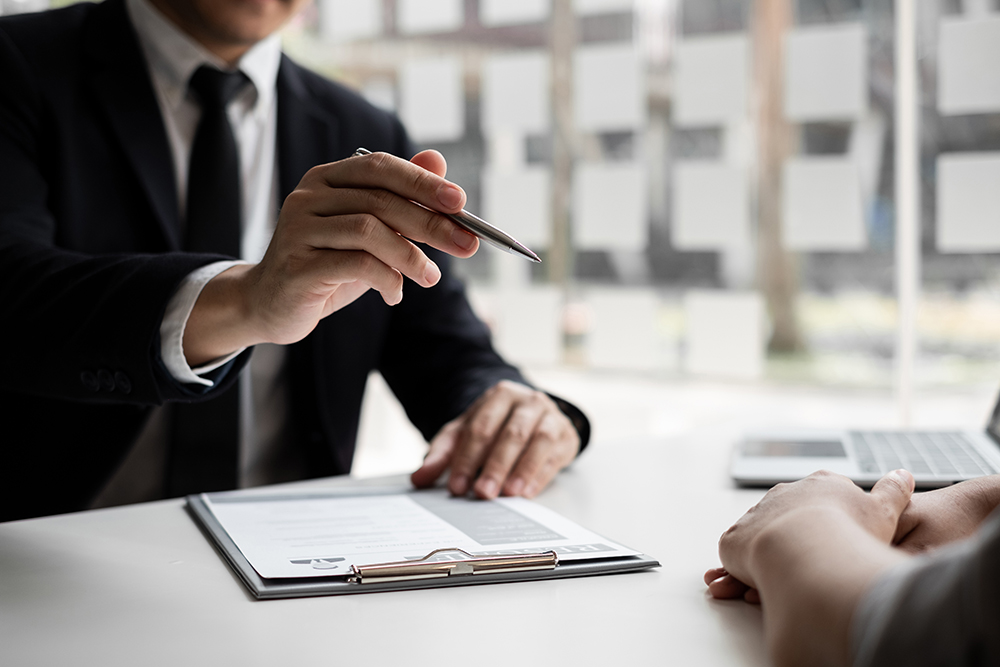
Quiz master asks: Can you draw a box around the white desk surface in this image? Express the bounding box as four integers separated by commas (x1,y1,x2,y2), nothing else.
2,381,995,666
0,434,769,666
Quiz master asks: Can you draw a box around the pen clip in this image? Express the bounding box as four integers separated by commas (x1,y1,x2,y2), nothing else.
348,547,559,584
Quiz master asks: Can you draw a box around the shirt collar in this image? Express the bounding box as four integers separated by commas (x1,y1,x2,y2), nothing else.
126,0,282,116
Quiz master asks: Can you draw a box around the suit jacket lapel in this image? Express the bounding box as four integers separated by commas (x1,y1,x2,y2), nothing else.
83,0,180,250
275,55,341,199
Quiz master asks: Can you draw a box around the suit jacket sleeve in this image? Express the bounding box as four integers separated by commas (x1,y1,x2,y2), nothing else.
852,507,1000,667
0,17,246,407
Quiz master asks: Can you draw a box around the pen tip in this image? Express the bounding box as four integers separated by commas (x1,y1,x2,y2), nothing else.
517,246,542,263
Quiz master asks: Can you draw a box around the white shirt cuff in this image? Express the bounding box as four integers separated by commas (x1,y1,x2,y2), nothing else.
160,260,250,387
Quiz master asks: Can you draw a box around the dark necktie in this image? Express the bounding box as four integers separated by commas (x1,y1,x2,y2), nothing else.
167,66,250,497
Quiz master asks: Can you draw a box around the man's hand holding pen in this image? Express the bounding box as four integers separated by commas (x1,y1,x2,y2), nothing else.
182,149,478,367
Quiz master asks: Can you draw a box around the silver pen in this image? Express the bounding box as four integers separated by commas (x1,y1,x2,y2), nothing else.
352,148,541,263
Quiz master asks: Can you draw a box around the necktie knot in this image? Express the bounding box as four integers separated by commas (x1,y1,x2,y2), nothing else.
189,65,249,110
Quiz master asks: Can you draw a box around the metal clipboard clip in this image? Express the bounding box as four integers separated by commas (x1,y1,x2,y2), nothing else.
348,548,559,584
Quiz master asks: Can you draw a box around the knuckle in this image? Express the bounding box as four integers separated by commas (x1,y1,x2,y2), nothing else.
352,214,382,244
406,162,435,193
545,412,574,440
534,458,561,483
422,208,460,241
361,187,393,214
532,420,559,444
501,420,532,444
402,239,426,269
524,389,547,406
367,150,395,176
468,420,494,445
532,445,563,471
481,457,510,479
303,164,325,182
450,451,477,477
451,448,472,472
884,474,905,493
497,379,518,392
419,208,448,234
353,251,379,275
282,188,310,213
496,380,534,401
541,446,564,467
517,461,543,482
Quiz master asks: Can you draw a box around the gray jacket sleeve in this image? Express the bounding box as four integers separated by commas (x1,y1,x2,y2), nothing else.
851,507,1000,667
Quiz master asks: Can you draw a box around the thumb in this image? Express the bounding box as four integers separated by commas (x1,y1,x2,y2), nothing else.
869,469,915,538
410,149,448,178
410,419,460,488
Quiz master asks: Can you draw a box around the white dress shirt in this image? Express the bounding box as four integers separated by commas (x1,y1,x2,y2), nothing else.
92,0,301,506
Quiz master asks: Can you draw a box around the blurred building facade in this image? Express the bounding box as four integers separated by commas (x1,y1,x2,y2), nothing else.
9,0,1000,392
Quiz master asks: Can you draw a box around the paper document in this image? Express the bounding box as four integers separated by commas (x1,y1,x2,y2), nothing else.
203,489,639,580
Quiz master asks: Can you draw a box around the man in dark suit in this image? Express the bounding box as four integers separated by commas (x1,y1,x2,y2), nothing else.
0,0,588,522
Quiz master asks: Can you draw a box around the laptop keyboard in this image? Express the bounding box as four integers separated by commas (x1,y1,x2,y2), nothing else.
850,431,997,476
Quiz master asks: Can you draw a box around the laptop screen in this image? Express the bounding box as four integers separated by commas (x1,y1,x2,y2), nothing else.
987,388,1000,445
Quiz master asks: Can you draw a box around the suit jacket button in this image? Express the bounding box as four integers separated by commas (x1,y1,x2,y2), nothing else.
80,371,100,393
114,372,132,394
97,369,115,391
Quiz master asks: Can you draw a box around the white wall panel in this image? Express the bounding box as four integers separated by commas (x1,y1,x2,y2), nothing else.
785,23,867,122
672,162,750,250
482,51,550,135
938,17,1000,115
399,57,465,143
782,157,866,251
673,34,748,127
480,0,550,26
574,44,645,132
573,162,647,251
398,0,463,34
937,152,1000,252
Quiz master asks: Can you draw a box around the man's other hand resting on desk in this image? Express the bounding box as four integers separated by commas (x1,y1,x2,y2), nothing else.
704,471,1000,667
411,380,581,500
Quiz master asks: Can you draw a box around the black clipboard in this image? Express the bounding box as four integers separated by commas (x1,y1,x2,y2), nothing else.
186,492,659,599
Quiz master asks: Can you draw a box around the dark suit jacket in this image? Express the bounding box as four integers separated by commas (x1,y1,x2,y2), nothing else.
0,0,588,523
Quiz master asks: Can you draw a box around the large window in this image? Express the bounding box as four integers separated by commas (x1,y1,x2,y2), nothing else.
10,0,999,416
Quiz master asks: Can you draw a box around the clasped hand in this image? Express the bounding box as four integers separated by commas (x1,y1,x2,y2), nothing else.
705,470,1000,604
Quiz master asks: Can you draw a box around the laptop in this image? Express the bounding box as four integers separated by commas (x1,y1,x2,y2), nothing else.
730,389,1000,489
